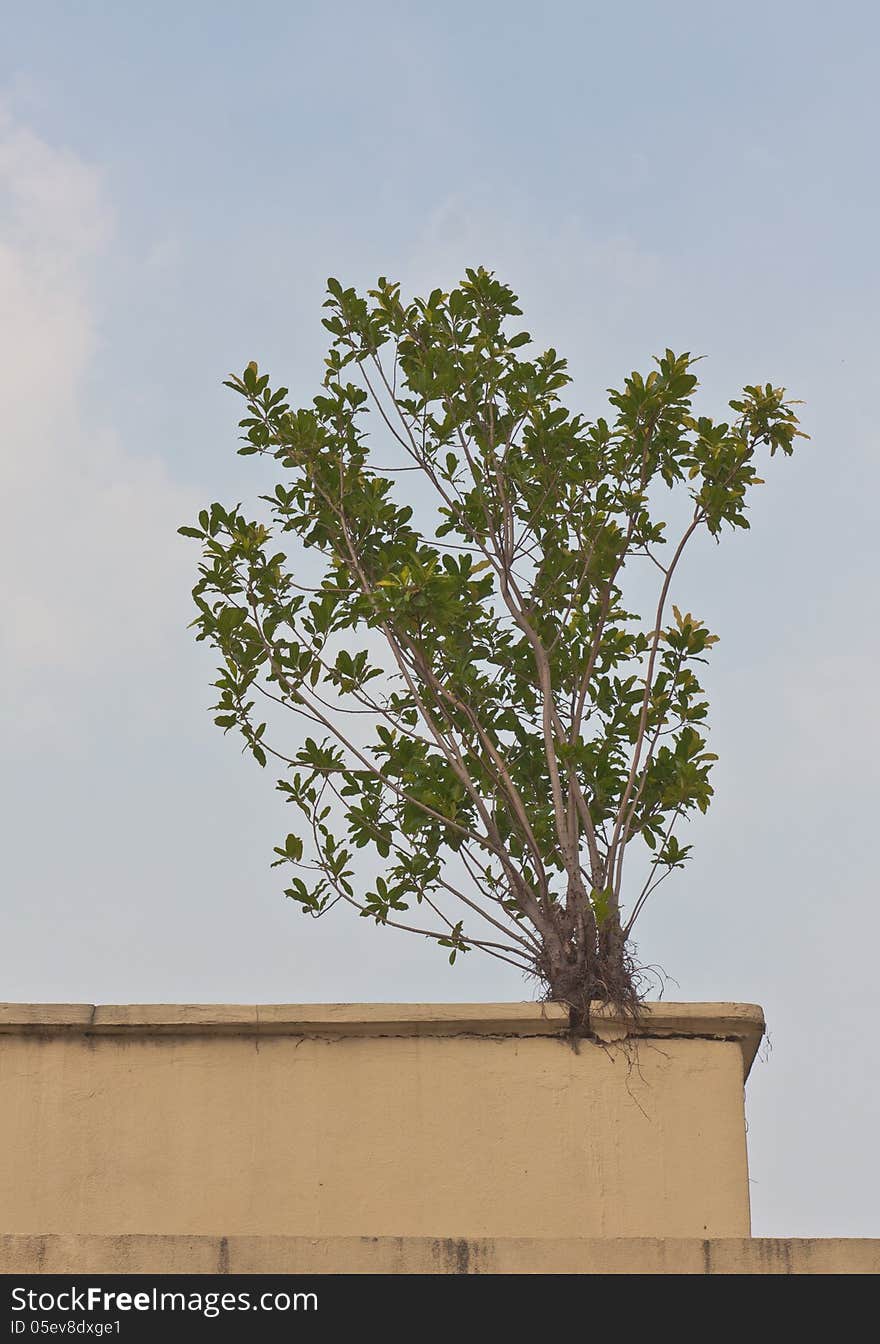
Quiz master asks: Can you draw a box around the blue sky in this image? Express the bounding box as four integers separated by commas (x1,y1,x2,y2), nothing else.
1,1,878,1236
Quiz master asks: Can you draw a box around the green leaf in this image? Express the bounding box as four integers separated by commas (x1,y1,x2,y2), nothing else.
218,607,246,636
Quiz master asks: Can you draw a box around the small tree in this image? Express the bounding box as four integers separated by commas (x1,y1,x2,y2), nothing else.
180,268,803,1028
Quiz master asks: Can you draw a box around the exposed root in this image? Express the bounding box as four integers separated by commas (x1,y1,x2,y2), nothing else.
534,922,653,1036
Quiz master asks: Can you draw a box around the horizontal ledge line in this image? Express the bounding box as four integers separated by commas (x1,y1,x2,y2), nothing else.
0,1002,764,1074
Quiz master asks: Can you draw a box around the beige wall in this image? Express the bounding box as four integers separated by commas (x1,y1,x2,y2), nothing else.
0,1003,762,1241
2,1234,879,1275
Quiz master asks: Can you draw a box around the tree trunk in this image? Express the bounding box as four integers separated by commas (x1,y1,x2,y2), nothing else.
539,912,639,1034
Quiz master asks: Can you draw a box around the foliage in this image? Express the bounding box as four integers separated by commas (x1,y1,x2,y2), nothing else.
180,268,803,1023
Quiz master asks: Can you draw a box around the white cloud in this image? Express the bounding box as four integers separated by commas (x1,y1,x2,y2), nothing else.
0,114,197,741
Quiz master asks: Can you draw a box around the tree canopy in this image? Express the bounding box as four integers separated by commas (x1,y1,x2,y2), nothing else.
180,267,803,1025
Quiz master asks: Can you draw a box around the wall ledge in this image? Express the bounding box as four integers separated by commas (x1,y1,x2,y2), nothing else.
0,1001,765,1077
0,1234,874,1275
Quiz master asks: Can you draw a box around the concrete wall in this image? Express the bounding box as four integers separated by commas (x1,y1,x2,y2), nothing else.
3,1234,879,1275
0,1002,762,1242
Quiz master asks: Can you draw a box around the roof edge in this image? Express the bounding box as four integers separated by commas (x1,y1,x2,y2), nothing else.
0,1001,764,1075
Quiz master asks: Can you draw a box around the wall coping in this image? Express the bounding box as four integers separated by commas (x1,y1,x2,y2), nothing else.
0,1235,876,1275
0,1001,765,1077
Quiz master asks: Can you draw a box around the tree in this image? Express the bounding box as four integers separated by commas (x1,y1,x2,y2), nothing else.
180,268,803,1029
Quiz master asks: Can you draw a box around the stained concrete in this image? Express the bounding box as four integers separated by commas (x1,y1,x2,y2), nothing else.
1,1234,877,1274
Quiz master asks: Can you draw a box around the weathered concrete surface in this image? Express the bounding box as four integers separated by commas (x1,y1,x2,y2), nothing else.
0,1001,764,1074
0,1003,761,1240
0,1235,877,1275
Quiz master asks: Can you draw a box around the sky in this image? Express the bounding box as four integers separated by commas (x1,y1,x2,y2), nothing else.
1,0,878,1238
